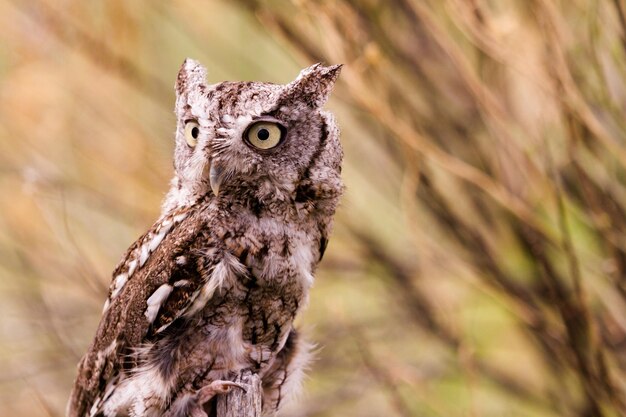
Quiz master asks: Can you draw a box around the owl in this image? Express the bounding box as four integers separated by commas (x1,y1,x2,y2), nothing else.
67,59,343,417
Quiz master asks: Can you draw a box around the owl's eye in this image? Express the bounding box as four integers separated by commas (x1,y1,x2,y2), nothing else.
244,120,285,150
184,121,200,148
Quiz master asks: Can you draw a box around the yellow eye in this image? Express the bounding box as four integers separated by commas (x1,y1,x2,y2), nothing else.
184,121,200,147
245,121,284,150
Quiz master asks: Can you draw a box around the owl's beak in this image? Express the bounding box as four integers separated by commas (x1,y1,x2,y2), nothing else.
209,163,224,196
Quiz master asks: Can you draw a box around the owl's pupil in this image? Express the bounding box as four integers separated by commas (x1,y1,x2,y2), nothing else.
191,127,200,139
257,129,270,141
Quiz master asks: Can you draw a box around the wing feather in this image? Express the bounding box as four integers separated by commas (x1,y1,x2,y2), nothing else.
67,206,223,417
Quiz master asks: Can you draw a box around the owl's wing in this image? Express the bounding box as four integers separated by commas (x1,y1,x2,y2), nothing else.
68,206,228,417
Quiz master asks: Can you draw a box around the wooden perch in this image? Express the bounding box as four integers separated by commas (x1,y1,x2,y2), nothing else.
216,372,262,417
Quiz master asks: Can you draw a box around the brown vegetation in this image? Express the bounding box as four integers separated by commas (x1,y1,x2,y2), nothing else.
1,1,626,416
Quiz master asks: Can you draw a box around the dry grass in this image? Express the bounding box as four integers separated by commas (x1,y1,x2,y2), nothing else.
1,1,626,416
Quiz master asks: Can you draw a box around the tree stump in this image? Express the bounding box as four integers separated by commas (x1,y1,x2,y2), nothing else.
216,372,262,417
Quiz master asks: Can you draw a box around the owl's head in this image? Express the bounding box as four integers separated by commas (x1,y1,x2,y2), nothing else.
163,59,343,215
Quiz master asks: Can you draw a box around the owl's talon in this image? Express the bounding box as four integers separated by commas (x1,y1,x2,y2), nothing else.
195,380,247,404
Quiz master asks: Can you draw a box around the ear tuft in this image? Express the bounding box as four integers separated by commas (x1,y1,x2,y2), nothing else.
175,58,207,97
286,63,342,108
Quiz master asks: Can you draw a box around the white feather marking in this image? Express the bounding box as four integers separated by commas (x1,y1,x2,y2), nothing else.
110,273,128,299
144,284,173,323
124,213,184,284
176,255,187,265
148,230,166,252
139,243,150,266
89,400,100,417
102,340,118,356
100,362,171,417
173,212,188,223
160,221,174,235
291,233,315,288
173,279,190,287
100,382,132,417
155,322,174,334
102,298,110,313
184,253,245,318
127,259,138,277
183,265,227,317
222,114,234,123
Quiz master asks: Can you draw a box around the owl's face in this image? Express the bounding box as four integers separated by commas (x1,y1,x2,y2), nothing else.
166,59,342,212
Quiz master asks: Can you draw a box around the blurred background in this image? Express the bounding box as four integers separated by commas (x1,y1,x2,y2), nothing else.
2,1,626,416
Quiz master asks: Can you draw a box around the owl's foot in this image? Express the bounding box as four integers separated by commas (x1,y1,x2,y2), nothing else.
165,381,247,417
196,380,247,404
